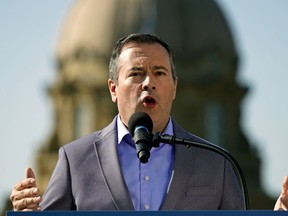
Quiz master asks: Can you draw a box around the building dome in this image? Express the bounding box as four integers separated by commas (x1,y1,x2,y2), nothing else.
153,0,238,84
55,0,237,86
56,0,144,60
155,0,236,59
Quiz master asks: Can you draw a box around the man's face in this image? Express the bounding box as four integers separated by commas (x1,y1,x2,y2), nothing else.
108,43,178,133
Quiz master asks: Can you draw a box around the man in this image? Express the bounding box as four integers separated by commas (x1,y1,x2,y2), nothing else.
10,33,288,211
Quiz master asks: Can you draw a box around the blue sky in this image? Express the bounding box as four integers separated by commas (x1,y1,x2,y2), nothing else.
0,0,288,211
216,0,288,197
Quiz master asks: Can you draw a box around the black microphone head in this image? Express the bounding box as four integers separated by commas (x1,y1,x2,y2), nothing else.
128,112,153,136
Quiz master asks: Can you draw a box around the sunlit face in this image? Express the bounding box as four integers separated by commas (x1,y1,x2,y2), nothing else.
108,43,178,133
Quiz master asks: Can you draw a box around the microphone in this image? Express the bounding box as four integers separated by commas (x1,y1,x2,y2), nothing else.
128,112,153,163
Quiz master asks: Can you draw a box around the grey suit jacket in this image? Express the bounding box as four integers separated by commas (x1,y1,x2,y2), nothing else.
40,116,244,210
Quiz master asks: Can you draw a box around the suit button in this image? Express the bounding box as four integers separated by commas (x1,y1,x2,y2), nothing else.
144,204,150,210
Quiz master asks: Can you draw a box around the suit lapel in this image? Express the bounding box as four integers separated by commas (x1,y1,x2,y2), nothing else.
94,117,134,210
161,120,196,210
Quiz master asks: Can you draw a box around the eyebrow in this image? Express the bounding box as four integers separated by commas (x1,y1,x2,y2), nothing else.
130,66,143,71
152,65,169,71
130,65,169,71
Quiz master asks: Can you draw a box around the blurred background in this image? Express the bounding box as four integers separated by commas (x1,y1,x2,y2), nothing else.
1,0,288,213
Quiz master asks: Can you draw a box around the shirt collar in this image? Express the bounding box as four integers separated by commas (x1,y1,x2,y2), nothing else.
117,114,174,145
117,115,130,145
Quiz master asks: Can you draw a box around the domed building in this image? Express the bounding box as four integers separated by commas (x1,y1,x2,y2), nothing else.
35,0,275,209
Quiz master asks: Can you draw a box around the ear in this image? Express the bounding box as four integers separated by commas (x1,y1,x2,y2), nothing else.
173,78,178,100
108,79,117,103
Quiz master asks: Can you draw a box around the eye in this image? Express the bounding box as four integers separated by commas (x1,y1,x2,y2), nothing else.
155,71,166,76
129,71,142,77
128,67,145,77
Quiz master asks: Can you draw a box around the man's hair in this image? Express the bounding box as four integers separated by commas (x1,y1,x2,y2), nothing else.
109,33,177,83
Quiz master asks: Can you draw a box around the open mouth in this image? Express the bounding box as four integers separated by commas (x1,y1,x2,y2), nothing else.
143,96,156,108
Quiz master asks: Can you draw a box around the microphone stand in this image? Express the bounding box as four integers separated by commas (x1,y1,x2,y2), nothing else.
152,132,250,210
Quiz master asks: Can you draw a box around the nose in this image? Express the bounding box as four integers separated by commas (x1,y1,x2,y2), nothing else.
142,75,156,90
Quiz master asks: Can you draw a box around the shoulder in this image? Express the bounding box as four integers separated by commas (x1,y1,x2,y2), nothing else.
60,116,117,154
172,118,212,145
172,118,229,163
